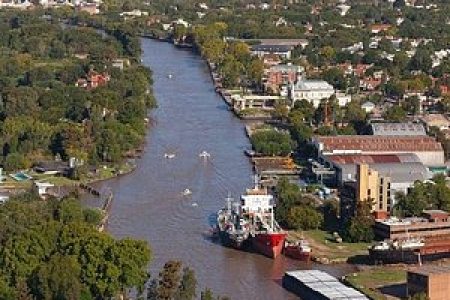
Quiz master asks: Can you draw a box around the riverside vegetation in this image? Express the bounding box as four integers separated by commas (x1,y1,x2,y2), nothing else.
0,7,231,300
0,9,156,176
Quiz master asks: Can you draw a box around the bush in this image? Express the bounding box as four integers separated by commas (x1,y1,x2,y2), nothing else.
286,205,323,230
3,153,30,171
343,216,374,243
250,130,295,156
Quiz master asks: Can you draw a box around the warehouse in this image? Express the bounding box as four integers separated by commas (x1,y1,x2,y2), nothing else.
312,135,444,166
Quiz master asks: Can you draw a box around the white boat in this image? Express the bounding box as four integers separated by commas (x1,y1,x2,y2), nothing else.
164,153,176,159
199,151,210,158
183,189,192,196
167,74,173,79
394,238,425,250
370,241,391,251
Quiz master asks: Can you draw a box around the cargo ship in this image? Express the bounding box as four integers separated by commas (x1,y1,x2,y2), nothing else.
216,179,286,258
216,195,250,249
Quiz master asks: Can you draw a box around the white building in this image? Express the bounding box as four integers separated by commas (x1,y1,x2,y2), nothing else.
361,101,375,113
290,78,335,108
0,0,32,8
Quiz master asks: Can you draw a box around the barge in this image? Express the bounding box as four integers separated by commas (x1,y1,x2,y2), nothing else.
282,270,368,300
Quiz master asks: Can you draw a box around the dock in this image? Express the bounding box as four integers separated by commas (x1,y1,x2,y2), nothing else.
282,270,368,300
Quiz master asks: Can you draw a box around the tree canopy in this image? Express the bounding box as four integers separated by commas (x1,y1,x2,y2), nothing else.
0,193,151,300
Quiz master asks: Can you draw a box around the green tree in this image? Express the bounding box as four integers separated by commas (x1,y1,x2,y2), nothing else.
250,130,295,156
343,200,374,243
156,261,182,300
32,254,83,300
0,193,151,299
286,205,323,230
201,38,226,63
174,267,197,300
219,54,243,88
383,105,407,122
403,96,421,115
323,68,347,90
3,153,30,171
408,48,432,73
248,58,264,86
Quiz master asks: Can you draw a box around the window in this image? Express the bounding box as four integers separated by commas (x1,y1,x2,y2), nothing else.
368,189,371,196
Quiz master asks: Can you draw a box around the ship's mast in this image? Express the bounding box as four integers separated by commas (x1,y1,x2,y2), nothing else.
226,192,232,212
271,207,274,233
253,174,259,189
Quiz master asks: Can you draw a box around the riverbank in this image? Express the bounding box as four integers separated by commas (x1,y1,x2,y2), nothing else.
344,266,407,300
289,230,370,264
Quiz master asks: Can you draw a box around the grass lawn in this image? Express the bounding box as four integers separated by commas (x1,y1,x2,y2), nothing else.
344,267,406,300
294,229,370,261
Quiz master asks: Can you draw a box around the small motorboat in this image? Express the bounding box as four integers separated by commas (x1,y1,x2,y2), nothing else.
167,74,173,79
192,202,198,207
199,151,210,158
164,153,176,159
183,189,192,196
283,239,312,262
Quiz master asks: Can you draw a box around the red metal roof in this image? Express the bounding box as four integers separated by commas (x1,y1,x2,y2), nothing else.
327,154,402,164
315,136,443,152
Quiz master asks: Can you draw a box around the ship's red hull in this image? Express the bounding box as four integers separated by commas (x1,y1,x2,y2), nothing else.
283,246,311,262
251,232,286,258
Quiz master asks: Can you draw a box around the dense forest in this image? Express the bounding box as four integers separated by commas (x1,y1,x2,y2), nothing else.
0,10,155,172
0,193,151,299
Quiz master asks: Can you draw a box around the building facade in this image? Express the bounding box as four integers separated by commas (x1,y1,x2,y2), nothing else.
408,266,450,300
356,164,391,213
374,211,450,240
265,64,304,86
289,79,335,108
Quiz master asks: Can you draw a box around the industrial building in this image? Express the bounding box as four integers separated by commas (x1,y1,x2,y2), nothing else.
312,135,444,166
374,210,450,240
355,164,391,213
407,265,450,300
325,153,430,189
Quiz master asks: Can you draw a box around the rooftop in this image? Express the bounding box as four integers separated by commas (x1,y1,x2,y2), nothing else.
314,135,443,152
284,270,369,299
294,79,334,91
251,44,293,52
338,161,429,183
327,153,421,165
258,39,308,46
408,265,450,276
420,114,450,128
371,122,426,136
269,64,303,73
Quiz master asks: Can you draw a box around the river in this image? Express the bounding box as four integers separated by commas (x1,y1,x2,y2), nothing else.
95,38,353,299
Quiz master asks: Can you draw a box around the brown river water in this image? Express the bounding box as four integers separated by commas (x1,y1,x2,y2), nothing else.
91,38,356,299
